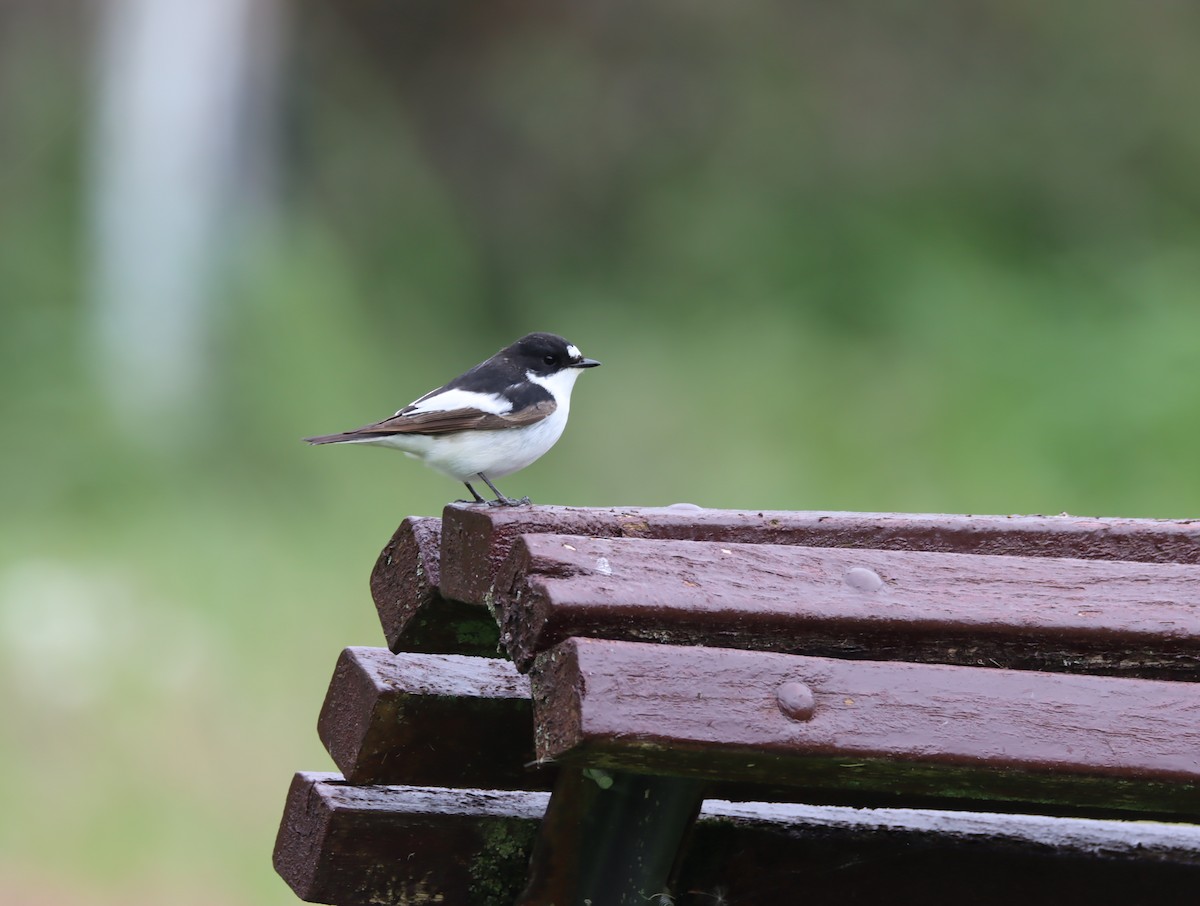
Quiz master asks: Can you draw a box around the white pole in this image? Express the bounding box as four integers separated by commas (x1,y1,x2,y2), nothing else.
87,0,281,439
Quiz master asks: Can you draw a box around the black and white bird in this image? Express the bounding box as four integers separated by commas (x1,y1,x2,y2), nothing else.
304,332,600,506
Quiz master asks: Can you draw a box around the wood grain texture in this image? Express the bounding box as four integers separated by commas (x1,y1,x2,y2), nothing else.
317,647,549,788
531,638,1200,816
495,534,1200,675
273,773,1200,906
369,517,499,655
273,772,544,905
677,801,1200,906
370,517,441,645
438,503,1200,605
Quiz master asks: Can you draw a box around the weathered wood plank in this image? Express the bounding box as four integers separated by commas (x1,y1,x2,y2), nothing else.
694,796,1200,865
438,504,1200,605
495,534,1200,675
370,517,498,655
274,773,1200,906
317,647,548,788
273,772,544,905
531,638,1200,817
678,798,1200,906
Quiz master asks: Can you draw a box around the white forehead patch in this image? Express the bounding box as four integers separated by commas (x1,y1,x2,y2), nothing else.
566,344,582,360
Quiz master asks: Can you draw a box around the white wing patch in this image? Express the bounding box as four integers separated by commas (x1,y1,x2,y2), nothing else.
400,388,513,417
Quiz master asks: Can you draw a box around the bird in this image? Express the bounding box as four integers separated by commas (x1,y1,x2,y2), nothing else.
303,332,601,506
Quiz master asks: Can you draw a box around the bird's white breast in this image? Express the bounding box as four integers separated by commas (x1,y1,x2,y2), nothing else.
373,406,569,480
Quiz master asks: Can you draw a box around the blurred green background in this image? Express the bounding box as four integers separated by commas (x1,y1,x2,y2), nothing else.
2,1,1198,902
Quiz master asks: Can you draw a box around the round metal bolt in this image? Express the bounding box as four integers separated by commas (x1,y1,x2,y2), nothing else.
776,681,816,721
844,566,884,592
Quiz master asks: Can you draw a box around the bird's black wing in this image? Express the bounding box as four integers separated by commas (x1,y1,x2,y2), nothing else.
303,399,556,444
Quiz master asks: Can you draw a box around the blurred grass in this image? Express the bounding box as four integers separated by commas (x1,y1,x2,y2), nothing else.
2,3,1200,904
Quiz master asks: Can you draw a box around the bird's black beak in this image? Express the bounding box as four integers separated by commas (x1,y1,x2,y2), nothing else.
572,357,602,368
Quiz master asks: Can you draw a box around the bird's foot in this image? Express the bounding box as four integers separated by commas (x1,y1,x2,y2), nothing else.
487,495,532,507
475,473,530,506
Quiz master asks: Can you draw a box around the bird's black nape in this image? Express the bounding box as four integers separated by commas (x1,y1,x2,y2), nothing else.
460,473,531,507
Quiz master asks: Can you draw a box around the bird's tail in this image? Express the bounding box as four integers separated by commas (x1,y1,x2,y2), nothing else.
303,432,360,445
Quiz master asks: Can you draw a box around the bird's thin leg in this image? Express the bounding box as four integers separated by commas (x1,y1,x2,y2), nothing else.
478,473,531,507
458,481,487,504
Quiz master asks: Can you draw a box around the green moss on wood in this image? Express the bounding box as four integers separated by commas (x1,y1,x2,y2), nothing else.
467,818,538,905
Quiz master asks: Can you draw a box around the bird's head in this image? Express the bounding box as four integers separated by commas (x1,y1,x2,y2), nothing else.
508,332,601,378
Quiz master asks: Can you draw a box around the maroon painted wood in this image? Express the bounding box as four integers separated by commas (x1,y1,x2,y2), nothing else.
494,533,1200,674
370,517,441,645
369,517,498,655
317,647,548,788
282,505,1200,903
531,638,1200,816
438,504,1200,605
676,798,1200,906
273,773,1200,906
273,772,544,905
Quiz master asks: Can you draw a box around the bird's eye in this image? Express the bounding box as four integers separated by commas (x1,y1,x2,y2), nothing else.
543,354,558,366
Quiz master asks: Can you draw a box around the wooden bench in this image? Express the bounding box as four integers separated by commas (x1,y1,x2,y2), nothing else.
274,505,1200,904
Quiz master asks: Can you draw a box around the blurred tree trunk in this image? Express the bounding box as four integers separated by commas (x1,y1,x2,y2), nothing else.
87,0,284,441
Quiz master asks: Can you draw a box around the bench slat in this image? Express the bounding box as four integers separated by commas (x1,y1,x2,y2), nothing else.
438,504,1200,605
274,773,1200,906
495,534,1200,675
532,638,1200,816
369,517,499,655
273,772,544,905
317,647,545,788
